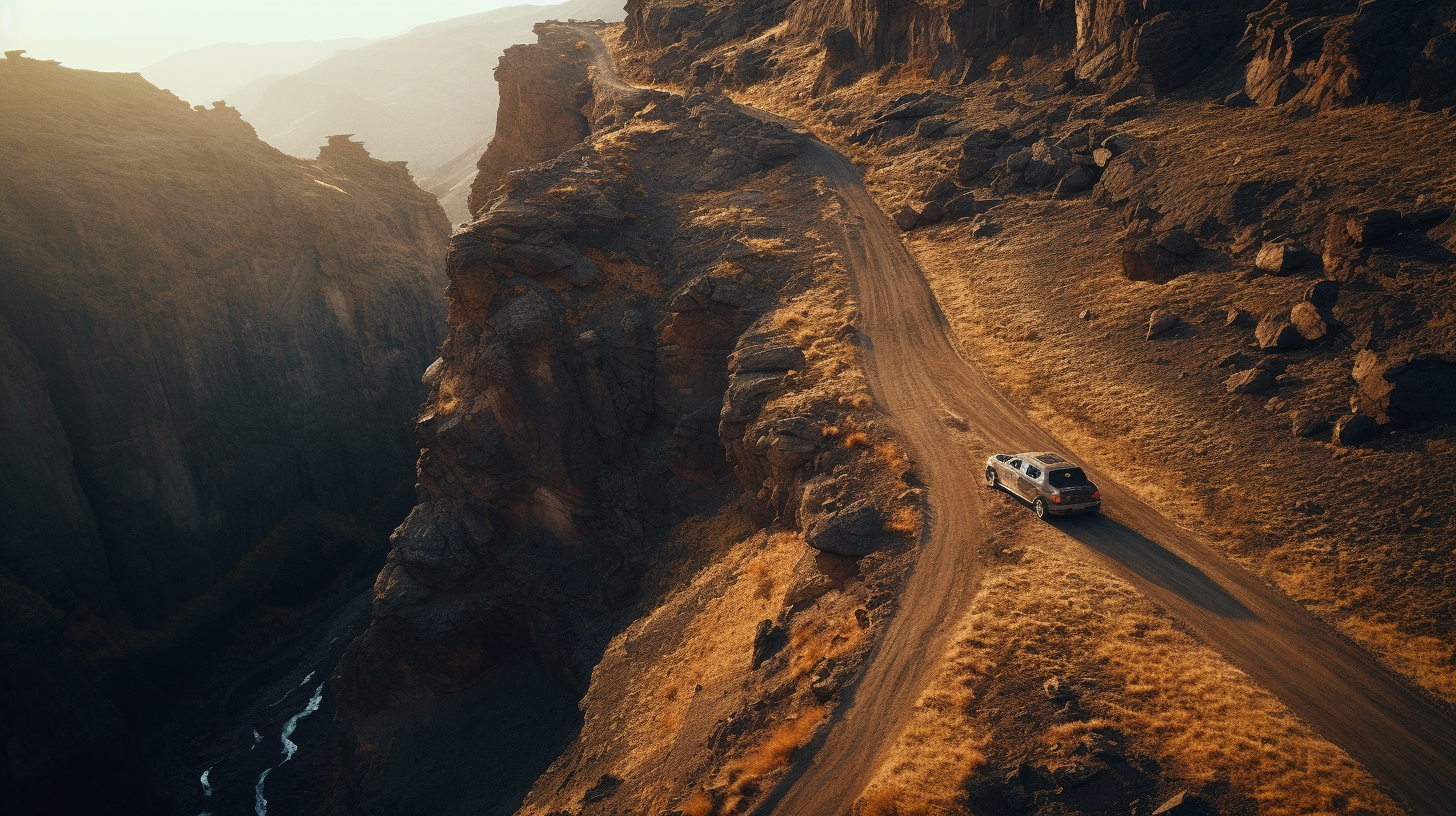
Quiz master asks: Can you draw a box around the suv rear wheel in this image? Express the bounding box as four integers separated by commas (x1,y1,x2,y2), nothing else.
1033,497,1049,519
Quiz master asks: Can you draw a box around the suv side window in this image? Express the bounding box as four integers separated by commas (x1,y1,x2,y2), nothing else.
1008,459,1022,470
1025,465,1042,479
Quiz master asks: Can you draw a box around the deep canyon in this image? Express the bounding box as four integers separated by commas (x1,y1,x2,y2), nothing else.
3,1,1456,815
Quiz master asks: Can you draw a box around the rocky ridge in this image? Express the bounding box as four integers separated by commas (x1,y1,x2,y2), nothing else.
333,22,922,815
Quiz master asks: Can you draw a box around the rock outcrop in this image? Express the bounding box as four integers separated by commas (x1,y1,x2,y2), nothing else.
626,0,1456,111
0,52,448,809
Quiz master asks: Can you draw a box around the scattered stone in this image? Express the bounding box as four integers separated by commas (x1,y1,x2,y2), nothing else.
1092,147,1114,167
1123,239,1183,283
1346,208,1402,244
1264,397,1287,411
1079,309,1092,320
750,619,787,667
1290,301,1329,341
1226,367,1275,394
916,200,945,227
1146,309,1179,338
1216,351,1249,368
1157,228,1200,257
1152,790,1191,815
1255,312,1305,351
1223,90,1254,107
969,215,998,237
1053,167,1093,198
1225,308,1252,327
925,177,961,202
1333,413,1378,446
1255,239,1313,275
1290,411,1329,437
893,205,919,232
1303,279,1339,309
943,191,978,221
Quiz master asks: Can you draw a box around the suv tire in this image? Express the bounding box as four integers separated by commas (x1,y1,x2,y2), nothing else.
985,468,999,488
1033,497,1049,519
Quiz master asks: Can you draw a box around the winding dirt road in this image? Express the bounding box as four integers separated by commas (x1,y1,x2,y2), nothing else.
569,25,1456,816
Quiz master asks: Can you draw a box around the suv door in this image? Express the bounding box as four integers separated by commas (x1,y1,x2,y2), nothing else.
1019,463,1043,500
1006,459,1024,497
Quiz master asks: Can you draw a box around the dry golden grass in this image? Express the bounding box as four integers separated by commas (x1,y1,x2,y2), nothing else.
680,793,714,816
857,516,1402,816
720,707,827,812
842,430,871,449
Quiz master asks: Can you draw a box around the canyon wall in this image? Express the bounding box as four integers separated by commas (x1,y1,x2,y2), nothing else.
626,0,1456,108
0,51,448,810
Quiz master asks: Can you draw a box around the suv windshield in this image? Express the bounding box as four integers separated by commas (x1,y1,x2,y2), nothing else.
1048,468,1089,486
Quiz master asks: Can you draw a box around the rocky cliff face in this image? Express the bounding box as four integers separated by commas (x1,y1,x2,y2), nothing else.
626,0,1456,109
0,51,448,810
334,22,920,814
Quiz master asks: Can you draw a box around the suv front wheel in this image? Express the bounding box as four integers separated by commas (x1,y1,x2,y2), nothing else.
985,468,999,488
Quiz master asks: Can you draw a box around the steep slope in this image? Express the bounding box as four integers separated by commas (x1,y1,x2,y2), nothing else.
228,0,627,222
139,38,369,106
0,51,448,812
322,20,927,816
609,1,1456,814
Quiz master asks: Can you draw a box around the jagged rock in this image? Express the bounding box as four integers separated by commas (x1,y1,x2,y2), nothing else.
1290,301,1329,341
1255,312,1305,351
1146,309,1179,338
806,499,883,557
730,343,805,374
754,139,799,164
1304,279,1340,310
1152,790,1191,815
1097,151,1145,202
785,550,840,606
917,200,946,227
1124,240,1183,283
1157,228,1200,257
894,204,920,231
1225,308,1252,327
1333,413,1378,446
762,416,822,469
1255,240,1313,275
1053,167,1093,198
1222,90,1254,107
1226,368,1275,395
751,619,787,667
1092,147,1114,167
925,177,961,202
1291,411,1329,438
1347,209,1402,244
391,501,490,591
1351,352,1456,424
489,293,558,344
1217,351,1250,368
944,192,978,221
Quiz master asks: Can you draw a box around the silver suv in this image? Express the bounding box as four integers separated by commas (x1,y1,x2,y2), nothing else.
985,451,1101,518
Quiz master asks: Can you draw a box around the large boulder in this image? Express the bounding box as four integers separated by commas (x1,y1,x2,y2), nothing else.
1351,351,1456,424
806,499,884,557
1333,413,1378,446
1225,368,1275,395
1255,312,1305,351
1290,301,1329,341
1124,240,1184,283
1255,240,1313,275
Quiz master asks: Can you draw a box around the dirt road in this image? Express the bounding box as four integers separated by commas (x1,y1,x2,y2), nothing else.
567,25,1456,816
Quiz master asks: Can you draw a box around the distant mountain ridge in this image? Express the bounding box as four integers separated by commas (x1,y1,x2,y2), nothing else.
140,38,370,106
227,0,627,222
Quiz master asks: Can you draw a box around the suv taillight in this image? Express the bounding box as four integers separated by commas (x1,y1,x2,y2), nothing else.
1051,494,1062,503
1092,491,1100,500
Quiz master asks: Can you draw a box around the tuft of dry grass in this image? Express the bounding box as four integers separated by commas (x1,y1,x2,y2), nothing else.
680,792,714,816
843,431,870,449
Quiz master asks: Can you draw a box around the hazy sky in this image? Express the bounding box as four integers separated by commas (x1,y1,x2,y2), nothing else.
0,0,530,71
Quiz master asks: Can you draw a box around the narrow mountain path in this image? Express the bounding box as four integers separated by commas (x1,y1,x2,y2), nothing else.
567,25,1456,816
